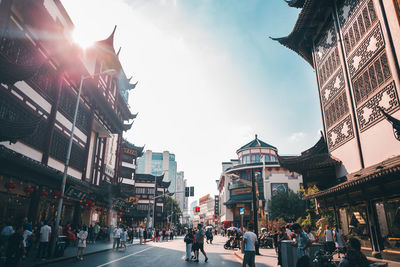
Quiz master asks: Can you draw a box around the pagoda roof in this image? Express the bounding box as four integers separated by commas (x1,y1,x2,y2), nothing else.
271,0,333,65
122,139,144,153
304,155,400,200
285,0,306,8
278,135,341,173
135,173,169,188
237,134,277,153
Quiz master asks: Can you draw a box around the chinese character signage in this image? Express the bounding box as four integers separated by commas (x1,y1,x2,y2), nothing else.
214,195,219,217
65,186,88,201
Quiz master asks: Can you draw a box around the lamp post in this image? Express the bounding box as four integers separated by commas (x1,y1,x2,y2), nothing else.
50,69,115,257
250,169,260,255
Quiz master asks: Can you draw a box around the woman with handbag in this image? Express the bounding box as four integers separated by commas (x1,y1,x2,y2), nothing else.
184,229,194,261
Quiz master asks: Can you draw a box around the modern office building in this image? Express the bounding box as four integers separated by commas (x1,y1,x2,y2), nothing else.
136,150,177,193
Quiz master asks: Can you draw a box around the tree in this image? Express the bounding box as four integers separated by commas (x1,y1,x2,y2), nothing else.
163,196,182,225
267,189,306,222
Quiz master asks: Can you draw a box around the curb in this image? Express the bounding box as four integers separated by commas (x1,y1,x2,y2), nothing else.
32,239,151,266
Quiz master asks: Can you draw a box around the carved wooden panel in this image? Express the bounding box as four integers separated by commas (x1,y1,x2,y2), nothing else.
321,68,346,106
352,51,392,106
357,81,399,131
347,23,385,77
341,0,378,55
325,90,350,128
327,115,355,151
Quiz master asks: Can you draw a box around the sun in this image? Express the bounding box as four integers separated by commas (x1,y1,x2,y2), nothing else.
72,29,95,49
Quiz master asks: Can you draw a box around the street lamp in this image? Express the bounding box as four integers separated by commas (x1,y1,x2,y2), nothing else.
50,69,116,257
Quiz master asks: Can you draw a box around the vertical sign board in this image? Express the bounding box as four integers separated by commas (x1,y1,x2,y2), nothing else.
240,208,245,215
214,195,219,217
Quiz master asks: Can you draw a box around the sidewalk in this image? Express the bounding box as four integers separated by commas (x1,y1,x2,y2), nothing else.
233,248,279,267
25,238,148,267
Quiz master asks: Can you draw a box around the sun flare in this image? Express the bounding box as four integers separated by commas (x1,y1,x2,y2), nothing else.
72,29,94,49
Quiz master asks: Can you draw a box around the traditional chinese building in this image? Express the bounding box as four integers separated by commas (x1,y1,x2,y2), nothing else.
132,173,170,228
0,0,136,228
275,0,400,260
218,135,302,229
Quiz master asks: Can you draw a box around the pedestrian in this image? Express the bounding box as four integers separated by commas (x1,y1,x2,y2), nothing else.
339,238,369,267
113,225,122,250
333,224,345,257
242,224,257,267
88,224,94,244
22,224,33,258
36,221,51,260
162,228,166,241
184,229,194,261
1,222,14,250
194,224,208,262
93,223,100,243
77,225,88,260
139,227,144,245
324,225,335,253
155,228,160,242
121,227,127,250
143,228,147,244
5,224,24,267
292,223,312,267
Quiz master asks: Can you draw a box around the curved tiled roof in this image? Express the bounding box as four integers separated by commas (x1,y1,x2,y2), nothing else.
237,134,277,153
271,0,333,65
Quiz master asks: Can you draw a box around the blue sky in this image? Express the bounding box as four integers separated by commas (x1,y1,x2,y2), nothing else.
63,0,322,200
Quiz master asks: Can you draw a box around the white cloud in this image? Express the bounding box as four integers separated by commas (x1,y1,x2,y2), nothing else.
288,132,306,142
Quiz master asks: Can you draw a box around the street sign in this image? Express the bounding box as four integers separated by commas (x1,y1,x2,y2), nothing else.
240,208,245,215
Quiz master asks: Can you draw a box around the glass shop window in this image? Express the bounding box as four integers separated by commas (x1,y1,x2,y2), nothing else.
381,199,400,251
346,206,371,249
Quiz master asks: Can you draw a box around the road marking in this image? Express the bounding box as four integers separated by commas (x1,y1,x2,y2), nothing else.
95,246,153,267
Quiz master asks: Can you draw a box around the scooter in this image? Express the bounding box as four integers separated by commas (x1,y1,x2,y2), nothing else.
223,236,240,250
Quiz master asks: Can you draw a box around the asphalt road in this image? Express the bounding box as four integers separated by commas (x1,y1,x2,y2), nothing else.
45,236,246,267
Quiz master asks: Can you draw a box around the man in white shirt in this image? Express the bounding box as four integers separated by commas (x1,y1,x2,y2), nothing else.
37,221,51,260
243,224,257,267
139,227,144,245
113,225,122,250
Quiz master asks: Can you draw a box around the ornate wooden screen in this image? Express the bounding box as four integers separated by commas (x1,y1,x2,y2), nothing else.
313,20,355,151
337,0,399,134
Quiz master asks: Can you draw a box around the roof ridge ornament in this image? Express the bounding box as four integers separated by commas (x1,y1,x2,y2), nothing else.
378,106,400,141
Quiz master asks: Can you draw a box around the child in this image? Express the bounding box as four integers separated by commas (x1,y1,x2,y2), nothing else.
77,225,88,260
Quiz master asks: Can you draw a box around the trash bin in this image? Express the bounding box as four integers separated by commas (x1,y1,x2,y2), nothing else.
280,240,297,267
55,235,67,258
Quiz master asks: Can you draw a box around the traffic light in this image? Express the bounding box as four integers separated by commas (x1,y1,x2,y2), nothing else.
190,186,194,197
185,187,189,197
194,206,200,213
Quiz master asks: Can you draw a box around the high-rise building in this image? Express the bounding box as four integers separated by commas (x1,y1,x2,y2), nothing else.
136,150,177,193
176,171,185,211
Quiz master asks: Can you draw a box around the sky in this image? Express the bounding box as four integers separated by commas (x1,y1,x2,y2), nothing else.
62,0,322,201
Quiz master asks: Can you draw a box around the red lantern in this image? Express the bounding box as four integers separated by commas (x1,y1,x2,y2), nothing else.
52,190,61,199
85,199,94,210
5,181,16,193
255,169,261,172
24,185,34,197
40,190,48,200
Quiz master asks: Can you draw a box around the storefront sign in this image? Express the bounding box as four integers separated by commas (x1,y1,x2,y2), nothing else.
232,188,251,195
240,208,245,215
105,164,115,178
214,195,219,217
65,186,88,201
112,198,126,208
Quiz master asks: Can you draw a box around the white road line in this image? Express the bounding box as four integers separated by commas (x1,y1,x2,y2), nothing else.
95,246,153,267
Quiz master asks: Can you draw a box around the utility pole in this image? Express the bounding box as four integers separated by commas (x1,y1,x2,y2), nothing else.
250,168,260,255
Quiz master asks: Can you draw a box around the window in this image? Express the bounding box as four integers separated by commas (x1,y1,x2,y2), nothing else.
251,154,261,163
270,155,276,162
263,154,270,162
242,155,250,164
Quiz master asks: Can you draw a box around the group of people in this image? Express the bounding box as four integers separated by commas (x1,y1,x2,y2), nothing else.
272,223,369,267
183,224,209,263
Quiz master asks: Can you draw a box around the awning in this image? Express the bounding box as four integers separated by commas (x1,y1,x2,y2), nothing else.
304,155,400,200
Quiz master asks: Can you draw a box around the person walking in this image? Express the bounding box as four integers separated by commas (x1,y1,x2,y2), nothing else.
139,227,144,245
36,221,51,260
5,225,24,267
184,229,194,261
113,225,122,250
242,224,257,267
324,225,335,253
93,223,100,243
22,224,33,258
143,228,147,244
194,224,208,263
120,227,127,250
77,225,88,261
333,225,345,257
